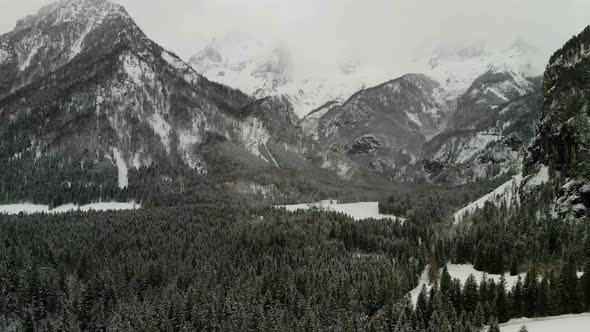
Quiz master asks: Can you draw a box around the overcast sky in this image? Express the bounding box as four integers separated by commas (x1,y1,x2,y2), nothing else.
2,0,589,76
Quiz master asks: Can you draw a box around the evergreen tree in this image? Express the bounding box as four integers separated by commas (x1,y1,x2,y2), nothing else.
560,260,580,314
488,318,501,332
462,275,479,313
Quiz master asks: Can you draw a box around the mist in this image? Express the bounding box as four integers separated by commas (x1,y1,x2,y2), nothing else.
2,0,589,77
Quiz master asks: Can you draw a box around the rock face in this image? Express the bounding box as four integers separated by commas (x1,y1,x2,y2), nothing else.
314,74,451,180
523,26,590,218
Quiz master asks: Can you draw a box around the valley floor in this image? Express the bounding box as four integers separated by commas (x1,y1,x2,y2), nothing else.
277,201,404,221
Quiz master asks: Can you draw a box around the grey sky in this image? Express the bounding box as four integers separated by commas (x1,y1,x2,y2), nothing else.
2,0,589,76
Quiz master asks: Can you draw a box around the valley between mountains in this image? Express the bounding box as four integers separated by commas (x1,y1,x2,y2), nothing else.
1,1,590,331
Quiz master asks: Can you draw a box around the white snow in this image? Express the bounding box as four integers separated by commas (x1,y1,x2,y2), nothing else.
406,112,423,127
70,20,94,59
492,313,590,332
19,40,42,71
454,174,523,223
277,201,404,222
524,166,550,188
409,263,527,305
162,51,188,71
416,40,544,103
148,113,172,153
112,148,128,189
0,202,140,215
409,265,433,305
447,264,526,290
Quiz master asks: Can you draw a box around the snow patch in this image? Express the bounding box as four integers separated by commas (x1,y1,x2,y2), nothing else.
112,148,128,189
162,51,188,71
409,263,527,305
406,112,423,127
494,313,590,332
0,202,140,215
524,165,549,188
277,201,404,222
70,20,94,59
148,113,172,152
19,40,42,71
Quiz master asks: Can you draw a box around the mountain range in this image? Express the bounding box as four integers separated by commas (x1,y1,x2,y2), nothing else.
0,0,585,212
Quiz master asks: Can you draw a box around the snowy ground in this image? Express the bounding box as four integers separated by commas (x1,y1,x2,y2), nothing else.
489,313,590,332
277,201,404,222
112,147,129,189
0,202,140,215
409,263,528,304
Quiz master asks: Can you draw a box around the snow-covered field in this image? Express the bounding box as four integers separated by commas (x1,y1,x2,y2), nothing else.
0,202,140,215
494,313,590,332
409,263,527,304
277,201,404,222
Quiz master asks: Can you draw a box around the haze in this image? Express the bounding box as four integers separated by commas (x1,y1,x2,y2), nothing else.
2,0,589,78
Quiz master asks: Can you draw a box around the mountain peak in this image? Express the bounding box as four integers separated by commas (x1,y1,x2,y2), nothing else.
14,0,128,32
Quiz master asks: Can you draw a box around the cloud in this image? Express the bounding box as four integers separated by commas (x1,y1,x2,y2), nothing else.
2,0,589,77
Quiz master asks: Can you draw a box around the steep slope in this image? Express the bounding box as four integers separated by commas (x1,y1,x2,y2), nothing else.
422,78,542,184
523,26,590,219
0,0,351,206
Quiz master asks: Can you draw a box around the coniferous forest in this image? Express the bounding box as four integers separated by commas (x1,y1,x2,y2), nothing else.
1,182,588,331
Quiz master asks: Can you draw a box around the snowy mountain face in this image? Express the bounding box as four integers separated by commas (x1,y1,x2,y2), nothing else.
189,35,390,119
301,42,544,183
313,74,452,180
0,0,351,205
412,42,545,183
189,35,294,100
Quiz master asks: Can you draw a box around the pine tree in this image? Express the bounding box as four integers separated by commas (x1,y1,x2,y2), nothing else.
462,274,479,313
518,325,528,332
523,267,538,317
510,256,519,276
495,276,509,323
488,318,501,332
560,260,580,314
440,265,452,297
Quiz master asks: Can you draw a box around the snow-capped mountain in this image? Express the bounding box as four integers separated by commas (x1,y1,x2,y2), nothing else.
298,40,545,183
415,39,545,103
189,33,294,99
189,33,392,118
